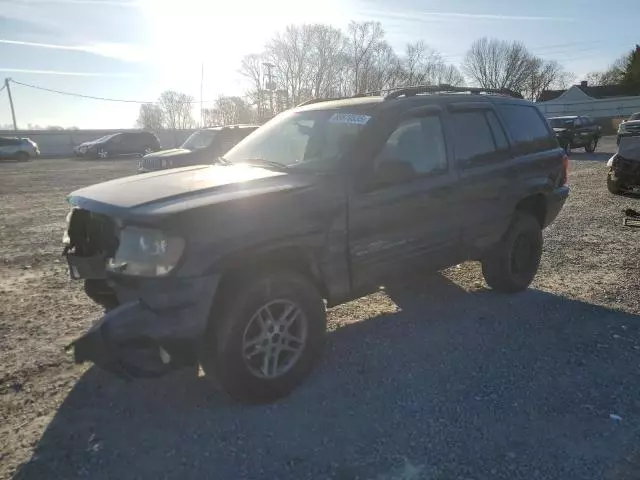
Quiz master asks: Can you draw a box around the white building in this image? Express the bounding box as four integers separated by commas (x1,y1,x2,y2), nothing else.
536,82,640,120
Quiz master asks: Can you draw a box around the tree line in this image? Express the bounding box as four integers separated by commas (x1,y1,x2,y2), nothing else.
137,21,638,131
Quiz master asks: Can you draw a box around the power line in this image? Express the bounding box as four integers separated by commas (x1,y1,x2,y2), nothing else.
9,79,220,105
11,79,155,103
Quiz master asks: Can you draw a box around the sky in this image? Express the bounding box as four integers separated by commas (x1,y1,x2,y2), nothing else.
0,0,638,129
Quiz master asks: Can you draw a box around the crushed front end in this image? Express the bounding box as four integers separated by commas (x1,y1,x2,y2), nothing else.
608,137,640,192
63,207,219,378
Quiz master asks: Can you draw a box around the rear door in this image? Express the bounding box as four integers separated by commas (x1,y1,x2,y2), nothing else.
349,108,461,288
447,103,515,253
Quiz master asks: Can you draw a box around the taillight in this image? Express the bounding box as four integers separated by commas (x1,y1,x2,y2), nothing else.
561,153,569,186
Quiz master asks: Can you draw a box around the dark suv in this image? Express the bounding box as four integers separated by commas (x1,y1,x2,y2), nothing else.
62,86,569,404
138,125,258,173
547,115,601,154
74,131,160,159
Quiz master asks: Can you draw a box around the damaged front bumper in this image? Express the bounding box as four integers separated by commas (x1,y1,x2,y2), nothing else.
69,274,220,378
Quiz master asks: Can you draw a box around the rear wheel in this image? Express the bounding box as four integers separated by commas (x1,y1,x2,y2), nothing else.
585,137,597,153
200,270,326,404
16,151,29,162
481,212,543,293
607,171,623,195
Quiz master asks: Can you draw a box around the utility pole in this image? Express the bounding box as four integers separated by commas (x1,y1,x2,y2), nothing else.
200,63,204,127
5,78,17,131
262,62,275,117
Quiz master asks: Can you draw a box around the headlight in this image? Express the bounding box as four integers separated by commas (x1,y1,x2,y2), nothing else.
107,226,185,276
619,123,628,133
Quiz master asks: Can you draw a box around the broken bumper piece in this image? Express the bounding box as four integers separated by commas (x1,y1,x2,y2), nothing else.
70,275,220,379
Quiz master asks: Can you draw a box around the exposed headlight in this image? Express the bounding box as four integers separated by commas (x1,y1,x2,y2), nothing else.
619,123,628,133
107,226,185,276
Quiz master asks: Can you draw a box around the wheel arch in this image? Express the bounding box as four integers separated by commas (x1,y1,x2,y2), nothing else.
515,193,547,228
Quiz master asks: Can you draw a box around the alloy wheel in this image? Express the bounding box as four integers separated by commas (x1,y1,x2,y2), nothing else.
241,299,308,379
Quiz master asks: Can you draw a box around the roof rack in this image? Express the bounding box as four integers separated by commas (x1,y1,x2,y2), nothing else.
384,85,523,100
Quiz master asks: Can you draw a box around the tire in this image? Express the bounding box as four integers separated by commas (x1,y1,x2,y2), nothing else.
607,171,623,195
200,269,326,404
481,212,543,293
96,147,109,159
16,151,29,162
584,137,597,153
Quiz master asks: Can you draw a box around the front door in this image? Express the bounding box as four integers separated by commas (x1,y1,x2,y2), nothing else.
348,111,461,290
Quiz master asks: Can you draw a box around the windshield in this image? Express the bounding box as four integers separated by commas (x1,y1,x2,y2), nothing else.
548,118,574,128
181,130,219,150
223,110,368,169
628,113,640,121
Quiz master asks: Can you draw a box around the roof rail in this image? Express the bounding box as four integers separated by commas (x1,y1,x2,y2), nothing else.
384,85,523,100
295,97,343,107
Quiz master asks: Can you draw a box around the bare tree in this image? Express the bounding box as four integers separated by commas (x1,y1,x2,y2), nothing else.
158,90,195,130
266,24,315,106
430,63,465,87
136,103,164,131
239,53,268,119
463,37,536,92
523,59,574,101
346,21,385,94
307,24,348,98
585,55,626,86
214,96,253,125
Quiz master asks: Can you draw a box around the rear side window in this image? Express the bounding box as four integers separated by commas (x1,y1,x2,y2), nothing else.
499,104,555,155
450,111,498,165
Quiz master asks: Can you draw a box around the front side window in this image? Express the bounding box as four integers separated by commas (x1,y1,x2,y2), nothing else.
182,130,219,151
224,110,368,170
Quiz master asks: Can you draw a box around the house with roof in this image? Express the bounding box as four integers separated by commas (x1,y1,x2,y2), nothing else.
536,82,640,123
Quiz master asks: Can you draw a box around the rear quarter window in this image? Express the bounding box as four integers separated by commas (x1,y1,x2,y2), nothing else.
498,104,556,155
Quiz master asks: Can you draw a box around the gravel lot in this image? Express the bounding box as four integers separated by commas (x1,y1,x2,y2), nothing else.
1,138,640,480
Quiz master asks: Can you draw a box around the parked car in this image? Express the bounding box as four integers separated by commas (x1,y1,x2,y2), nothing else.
73,131,160,159
0,136,40,161
62,86,569,404
617,112,640,145
606,136,640,195
547,115,601,154
138,125,259,173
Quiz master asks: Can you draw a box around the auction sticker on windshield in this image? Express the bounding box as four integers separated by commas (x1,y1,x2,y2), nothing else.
328,113,371,125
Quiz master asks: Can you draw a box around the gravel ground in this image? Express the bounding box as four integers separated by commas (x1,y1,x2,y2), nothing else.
1,139,640,480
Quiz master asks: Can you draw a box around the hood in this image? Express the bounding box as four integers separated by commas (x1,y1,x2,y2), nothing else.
79,138,108,147
68,164,315,220
617,136,640,162
621,120,640,128
143,148,196,159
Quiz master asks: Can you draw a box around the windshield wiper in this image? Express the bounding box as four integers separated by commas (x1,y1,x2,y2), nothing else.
222,157,290,171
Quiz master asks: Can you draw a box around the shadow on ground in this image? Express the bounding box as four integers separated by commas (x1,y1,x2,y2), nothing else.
570,151,613,162
13,275,640,480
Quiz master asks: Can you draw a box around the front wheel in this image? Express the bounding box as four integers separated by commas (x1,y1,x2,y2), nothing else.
96,147,109,159
200,270,326,404
481,212,543,293
607,171,623,195
585,138,598,153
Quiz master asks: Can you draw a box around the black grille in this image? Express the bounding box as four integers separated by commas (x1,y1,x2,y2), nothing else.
140,157,166,171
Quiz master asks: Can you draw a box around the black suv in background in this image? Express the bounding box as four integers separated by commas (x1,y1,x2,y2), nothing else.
62,86,569,404
548,115,601,154
138,125,258,173
74,131,161,159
